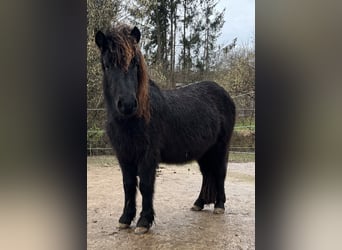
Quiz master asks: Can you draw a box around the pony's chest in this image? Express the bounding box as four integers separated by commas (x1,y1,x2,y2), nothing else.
108,121,148,153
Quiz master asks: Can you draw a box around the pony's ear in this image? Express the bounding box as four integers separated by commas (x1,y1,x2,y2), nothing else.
95,31,107,51
130,26,141,43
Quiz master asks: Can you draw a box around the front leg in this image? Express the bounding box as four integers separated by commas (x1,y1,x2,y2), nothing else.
118,166,137,229
135,161,157,234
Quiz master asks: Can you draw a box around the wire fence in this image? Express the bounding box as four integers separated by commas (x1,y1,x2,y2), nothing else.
87,91,255,156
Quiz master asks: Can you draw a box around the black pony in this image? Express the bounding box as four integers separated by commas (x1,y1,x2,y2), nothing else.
95,24,236,234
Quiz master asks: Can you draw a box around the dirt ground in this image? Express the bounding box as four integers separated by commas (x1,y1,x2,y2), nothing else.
87,157,255,250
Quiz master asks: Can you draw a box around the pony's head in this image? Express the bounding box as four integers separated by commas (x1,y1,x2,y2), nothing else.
95,24,150,121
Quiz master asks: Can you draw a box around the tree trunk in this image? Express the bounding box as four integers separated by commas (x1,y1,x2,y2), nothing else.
170,0,175,88
183,0,187,72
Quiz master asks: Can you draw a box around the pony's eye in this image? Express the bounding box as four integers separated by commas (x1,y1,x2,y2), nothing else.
102,57,111,70
132,56,139,65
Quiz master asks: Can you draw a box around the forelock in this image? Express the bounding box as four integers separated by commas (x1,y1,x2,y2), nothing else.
105,25,137,70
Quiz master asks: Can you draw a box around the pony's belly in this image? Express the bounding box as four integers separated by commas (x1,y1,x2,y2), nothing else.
160,147,205,164
159,133,217,164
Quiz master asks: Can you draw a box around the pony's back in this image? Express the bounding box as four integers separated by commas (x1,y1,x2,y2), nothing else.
148,81,235,164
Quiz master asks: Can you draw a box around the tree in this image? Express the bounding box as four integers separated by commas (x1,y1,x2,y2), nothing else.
168,0,180,87
87,0,119,111
179,0,200,73
87,0,120,153
215,44,255,109
200,0,225,72
129,0,180,88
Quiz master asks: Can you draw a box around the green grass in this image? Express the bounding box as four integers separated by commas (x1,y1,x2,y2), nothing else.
235,116,255,125
229,152,255,163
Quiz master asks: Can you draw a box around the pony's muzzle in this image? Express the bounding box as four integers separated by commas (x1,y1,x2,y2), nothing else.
117,96,138,116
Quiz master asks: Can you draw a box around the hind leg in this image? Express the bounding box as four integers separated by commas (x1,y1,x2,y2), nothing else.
192,142,228,213
191,174,209,211
213,154,228,214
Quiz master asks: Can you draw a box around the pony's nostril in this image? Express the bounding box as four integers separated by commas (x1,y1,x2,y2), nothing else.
117,99,123,109
133,99,137,109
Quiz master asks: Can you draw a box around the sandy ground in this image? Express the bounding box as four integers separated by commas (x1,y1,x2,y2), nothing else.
87,158,255,250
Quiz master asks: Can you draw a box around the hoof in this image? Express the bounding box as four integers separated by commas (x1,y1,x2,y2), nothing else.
213,207,225,214
118,223,130,229
191,205,203,211
134,227,149,234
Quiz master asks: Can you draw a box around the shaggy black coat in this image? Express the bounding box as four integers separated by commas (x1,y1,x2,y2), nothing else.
95,25,235,233
107,80,235,164
105,80,235,230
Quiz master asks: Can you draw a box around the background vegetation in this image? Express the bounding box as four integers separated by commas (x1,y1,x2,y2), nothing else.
87,0,255,159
